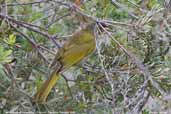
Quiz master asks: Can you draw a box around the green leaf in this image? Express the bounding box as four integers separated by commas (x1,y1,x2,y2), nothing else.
4,34,16,45
0,46,12,64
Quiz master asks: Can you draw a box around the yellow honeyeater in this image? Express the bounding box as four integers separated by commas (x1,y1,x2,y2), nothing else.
34,23,96,103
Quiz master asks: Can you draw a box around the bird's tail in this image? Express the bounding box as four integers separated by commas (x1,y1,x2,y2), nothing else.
34,71,60,103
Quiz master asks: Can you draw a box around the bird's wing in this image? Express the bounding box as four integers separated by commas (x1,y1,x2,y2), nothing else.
60,42,94,71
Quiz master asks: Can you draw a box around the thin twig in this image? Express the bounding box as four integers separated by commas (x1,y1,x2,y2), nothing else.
10,24,50,64
1,0,50,6
62,75,74,99
0,13,60,48
98,23,166,96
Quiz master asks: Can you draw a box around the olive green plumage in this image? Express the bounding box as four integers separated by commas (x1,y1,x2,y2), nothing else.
34,23,96,103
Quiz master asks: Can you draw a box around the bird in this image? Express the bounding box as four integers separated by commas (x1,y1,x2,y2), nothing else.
34,23,96,103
